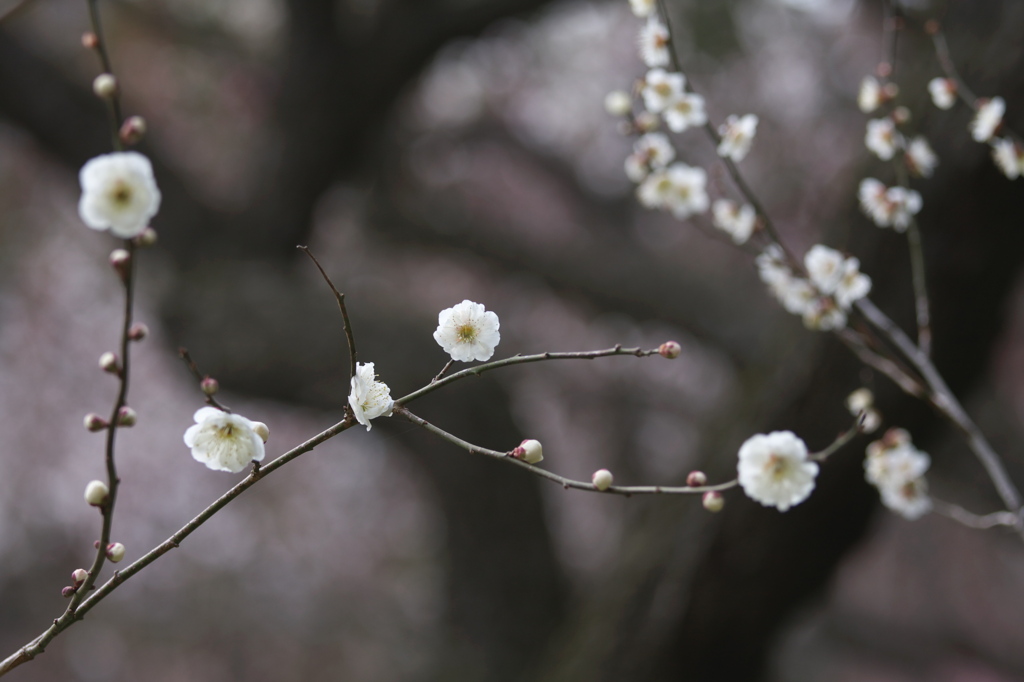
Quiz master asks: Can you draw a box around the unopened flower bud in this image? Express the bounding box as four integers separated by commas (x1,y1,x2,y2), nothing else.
106,542,125,563
252,421,270,443
876,62,892,79
127,322,149,341
845,388,874,415
592,468,614,491
860,408,881,434
132,227,158,248
200,376,219,396
72,568,89,586
634,111,659,133
84,480,109,506
119,115,147,146
882,82,899,100
99,351,119,374
92,73,118,99
110,248,131,280
84,413,108,432
892,106,911,125
686,470,707,487
702,490,724,512
604,90,633,117
81,32,99,49
515,439,544,464
62,586,77,598
881,427,910,448
117,406,137,427
658,341,682,359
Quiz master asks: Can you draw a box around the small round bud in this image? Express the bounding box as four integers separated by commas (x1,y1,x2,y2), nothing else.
92,73,118,99
127,322,149,341
119,115,147,146
132,227,158,248
658,341,682,359
702,491,724,512
117,406,137,427
84,414,108,432
634,111,659,133
200,376,219,396
81,32,98,49
99,352,120,374
845,388,874,415
109,249,131,280
882,82,899,100
592,468,614,491
876,62,892,79
62,586,77,598
860,408,882,434
686,470,707,487
84,480,109,506
604,90,633,117
892,106,911,125
517,439,544,465
252,421,270,443
106,542,126,563
72,568,89,586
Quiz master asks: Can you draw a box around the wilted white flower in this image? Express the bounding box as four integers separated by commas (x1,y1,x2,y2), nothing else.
737,431,818,511
905,136,938,178
637,163,708,219
78,151,162,238
434,300,501,362
625,132,676,182
628,0,656,17
717,114,758,162
928,77,956,110
641,69,685,114
348,362,394,431
663,93,707,133
638,16,671,67
858,76,882,113
711,199,756,244
992,137,1024,180
971,97,1005,143
858,178,921,231
184,407,266,473
865,118,902,160
604,90,633,117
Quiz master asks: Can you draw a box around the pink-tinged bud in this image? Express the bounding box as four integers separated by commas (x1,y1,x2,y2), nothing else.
882,427,910,448
62,586,77,598
518,439,544,465
128,322,149,341
876,62,892,79
99,351,119,374
81,32,99,49
72,568,89,587
84,414,108,432
84,480,109,506
252,421,269,443
892,106,911,125
106,542,126,563
133,227,158,248
200,376,219,396
592,469,614,491
119,115,147,146
117,406,137,427
882,82,899,101
658,341,682,359
92,73,118,99
702,491,724,512
634,111,659,133
686,470,707,487
110,249,131,280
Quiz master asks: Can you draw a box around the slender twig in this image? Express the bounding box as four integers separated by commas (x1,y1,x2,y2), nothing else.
177,348,230,411
0,417,356,676
835,328,926,398
396,346,660,406
808,419,862,462
931,499,1020,529
297,246,357,381
431,359,455,384
903,220,932,355
930,29,979,107
85,0,124,151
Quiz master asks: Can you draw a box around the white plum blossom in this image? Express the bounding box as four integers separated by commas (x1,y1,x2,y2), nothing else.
638,17,670,68
905,136,938,178
711,199,756,244
865,118,902,160
184,407,266,474
804,245,871,311
858,76,883,113
628,0,656,17
858,178,922,231
78,151,162,238
992,138,1024,179
348,362,394,431
641,69,685,114
928,77,956,110
970,97,1005,142
833,256,872,309
636,163,708,219
737,431,818,512
625,132,676,181
433,300,501,362
865,436,932,520
804,244,845,295
663,92,707,133
717,114,758,162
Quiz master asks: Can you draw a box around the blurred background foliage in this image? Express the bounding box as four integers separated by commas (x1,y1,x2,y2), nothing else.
1,0,1024,680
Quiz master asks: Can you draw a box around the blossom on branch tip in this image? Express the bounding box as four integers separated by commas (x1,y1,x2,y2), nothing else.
992,138,1024,180
184,407,266,473
928,77,956,110
348,362,394,431
712,199,756,244
641,69,685,114
971,97,1005,143
78,152,161,238
865,118,902,160
717,114,758,162
737,431,817,511
638,17,670,67
434,300,501,362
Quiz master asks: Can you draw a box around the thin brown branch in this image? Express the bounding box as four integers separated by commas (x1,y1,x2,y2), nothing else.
177,348,231,411
297,245,357,381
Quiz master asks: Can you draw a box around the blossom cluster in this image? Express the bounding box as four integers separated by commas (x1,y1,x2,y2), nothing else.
756,244,871,331
864,428,932,520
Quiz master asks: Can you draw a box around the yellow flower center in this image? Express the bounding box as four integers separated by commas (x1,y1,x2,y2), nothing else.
109,180,133,207
456,323,478,343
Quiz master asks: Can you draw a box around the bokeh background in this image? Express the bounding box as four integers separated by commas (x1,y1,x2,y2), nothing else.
1,0,1024,679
